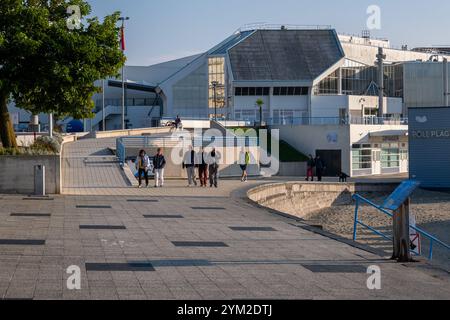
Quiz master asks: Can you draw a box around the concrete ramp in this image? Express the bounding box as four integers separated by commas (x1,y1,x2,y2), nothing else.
62,138,130,194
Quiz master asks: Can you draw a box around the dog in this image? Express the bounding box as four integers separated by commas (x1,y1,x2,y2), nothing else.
338,172,349,183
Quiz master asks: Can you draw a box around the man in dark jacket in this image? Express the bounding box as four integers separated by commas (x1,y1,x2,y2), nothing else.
198,147,208,187
208,148,221,188
153,148,166,188
183,146,198,187
314,155,326,182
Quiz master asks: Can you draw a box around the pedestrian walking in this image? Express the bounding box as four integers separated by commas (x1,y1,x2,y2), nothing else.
136,149,150,188
239,148,251,182
153,148,166,188
183,146,198,187
315,155,326,182
198,147,208,187
306,154,315,182
208,148,221,188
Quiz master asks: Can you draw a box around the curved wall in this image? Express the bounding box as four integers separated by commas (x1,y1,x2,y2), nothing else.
247,182,398,219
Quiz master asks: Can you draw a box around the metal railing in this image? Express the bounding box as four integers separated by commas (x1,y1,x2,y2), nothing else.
235,116,408,127
237,23,332,33
116,136,259,164
352,194,450,260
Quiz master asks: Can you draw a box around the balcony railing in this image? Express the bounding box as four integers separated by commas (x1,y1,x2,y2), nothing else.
236,116,409,126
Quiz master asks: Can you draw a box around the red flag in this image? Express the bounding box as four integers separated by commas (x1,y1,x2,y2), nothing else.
120,26,125,51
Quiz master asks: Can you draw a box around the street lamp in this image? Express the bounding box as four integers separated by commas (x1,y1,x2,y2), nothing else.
211,81,219,121
119,17,130,130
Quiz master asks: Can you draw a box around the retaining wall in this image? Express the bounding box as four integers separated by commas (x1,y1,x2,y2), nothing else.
0,155,61,194
247,182,398,219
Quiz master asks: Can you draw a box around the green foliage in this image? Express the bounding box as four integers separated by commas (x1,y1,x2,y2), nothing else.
255,98,264,107
0,0,125,120
31,135,62,154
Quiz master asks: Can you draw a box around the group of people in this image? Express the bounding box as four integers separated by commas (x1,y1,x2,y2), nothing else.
136,146,243,189
182,146,221,188
136,148,166,188
306,154,326,182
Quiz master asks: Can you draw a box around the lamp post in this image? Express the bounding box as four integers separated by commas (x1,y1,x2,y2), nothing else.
102,79,105,131
119,17,129,130
211,81,219,121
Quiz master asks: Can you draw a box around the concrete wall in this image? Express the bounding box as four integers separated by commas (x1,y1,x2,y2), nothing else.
0,155,60,194
277,162,307,177
341,42,437,66
247,182,398,219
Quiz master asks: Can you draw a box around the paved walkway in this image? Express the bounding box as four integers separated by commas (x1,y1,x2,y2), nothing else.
0,187,449,300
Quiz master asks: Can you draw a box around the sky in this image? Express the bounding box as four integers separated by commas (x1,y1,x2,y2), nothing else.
88,0,450,66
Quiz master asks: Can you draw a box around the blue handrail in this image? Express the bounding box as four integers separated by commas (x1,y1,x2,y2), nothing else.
353,194,450,260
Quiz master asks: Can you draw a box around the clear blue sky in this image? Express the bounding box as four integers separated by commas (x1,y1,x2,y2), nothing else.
88,0,450,66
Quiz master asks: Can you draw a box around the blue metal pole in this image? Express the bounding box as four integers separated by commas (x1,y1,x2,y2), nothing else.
353,198,360,241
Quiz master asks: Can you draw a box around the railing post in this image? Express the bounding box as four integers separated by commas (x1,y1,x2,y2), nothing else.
353,197,360,241
429,240,434,260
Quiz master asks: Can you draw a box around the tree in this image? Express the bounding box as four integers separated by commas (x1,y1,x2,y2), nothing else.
0,0,125,148
256,98,264,127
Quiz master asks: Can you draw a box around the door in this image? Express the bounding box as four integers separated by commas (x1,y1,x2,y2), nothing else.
373,150,381,175
316,150,342,177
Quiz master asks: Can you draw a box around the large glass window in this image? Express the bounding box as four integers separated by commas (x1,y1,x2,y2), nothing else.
314,62,404,98
352,144,372,170
209,57,226,115
381,144,400,168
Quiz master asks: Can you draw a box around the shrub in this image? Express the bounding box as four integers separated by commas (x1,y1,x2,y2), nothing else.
30,136,61,154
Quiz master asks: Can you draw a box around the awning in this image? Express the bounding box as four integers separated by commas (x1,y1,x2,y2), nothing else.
108,80,157,93
369,130,409,137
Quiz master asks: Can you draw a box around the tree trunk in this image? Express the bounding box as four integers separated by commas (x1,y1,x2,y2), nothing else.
392,198,413,262
0,92,17,149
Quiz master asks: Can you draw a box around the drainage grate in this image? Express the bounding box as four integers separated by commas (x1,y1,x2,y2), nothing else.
191,207,226,210
301,264,367,273
127,199,159,203
229,227,276,232
85,263,154,272
0,239,46,246
143,215,184,219
10,213,51,217
172,241,228,248
76,205,112,209
80,225,126,230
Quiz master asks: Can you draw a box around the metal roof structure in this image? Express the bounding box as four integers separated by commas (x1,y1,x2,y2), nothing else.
228,29,345,82
209,30,255,55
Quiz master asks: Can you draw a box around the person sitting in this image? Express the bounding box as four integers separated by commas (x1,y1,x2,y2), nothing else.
174,115,182,130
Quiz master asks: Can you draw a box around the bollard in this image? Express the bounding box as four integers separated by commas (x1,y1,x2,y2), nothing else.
34,165,46,196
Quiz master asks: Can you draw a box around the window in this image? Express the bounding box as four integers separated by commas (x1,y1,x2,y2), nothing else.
381,145,400,168
208,57,226,112
234,87,270,96
352,145,372,170
273,87,308,96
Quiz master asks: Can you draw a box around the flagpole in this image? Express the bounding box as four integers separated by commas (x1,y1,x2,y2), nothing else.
119,17,129,130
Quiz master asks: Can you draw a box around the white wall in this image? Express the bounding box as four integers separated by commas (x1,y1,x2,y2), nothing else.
272,124,351,175
271,96,308,110
311,95,348,118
